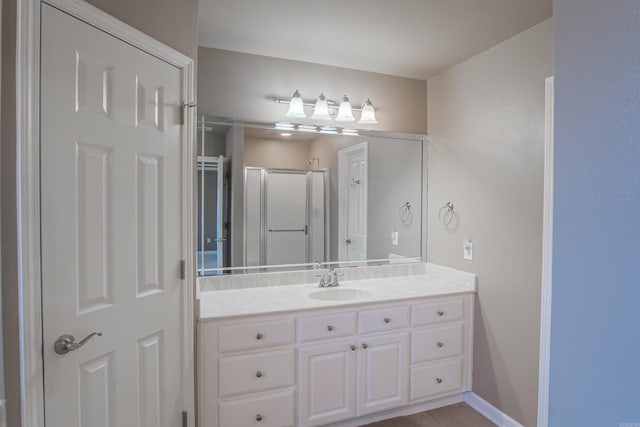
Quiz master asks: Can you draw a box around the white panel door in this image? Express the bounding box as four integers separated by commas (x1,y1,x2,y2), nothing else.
265,171,308,265
339,143,368,262
298,340,357,426
40,5,184,427
357,332,409,415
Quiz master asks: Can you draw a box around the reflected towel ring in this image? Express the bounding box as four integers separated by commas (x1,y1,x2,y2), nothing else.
438,202,454,226
399,202,412,223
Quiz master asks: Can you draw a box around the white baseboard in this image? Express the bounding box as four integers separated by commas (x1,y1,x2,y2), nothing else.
464,392,523,427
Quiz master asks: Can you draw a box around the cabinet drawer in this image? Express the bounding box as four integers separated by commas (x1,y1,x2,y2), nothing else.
410,358,464,401
412,298,464,327
358,305,409,334
219,349,294,397
298,311,356,342
411,323,463,363
219,389,294,427
218,318,294,352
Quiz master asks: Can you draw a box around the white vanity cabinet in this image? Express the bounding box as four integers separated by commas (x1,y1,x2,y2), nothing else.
198,293,473,427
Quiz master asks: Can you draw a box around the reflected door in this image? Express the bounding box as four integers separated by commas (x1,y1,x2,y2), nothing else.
265,171,308,265
40,5,184,426
339,142,368,262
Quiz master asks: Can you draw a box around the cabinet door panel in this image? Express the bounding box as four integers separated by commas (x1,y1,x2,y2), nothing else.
357,332,409,415
298,339,357,426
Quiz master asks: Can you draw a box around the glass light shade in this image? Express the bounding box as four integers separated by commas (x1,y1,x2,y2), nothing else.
359,98,378,124
311,93,331,120
286,90,306,118
335,94,355,122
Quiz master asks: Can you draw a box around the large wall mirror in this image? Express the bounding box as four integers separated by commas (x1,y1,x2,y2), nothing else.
196,116,425,275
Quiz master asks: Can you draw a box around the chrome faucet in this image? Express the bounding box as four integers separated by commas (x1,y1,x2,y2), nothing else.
318,268,341,288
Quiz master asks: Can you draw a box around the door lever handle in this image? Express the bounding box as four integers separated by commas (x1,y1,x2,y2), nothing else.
54,332,102,355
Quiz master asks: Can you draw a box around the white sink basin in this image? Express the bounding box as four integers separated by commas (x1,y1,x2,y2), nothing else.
309,288,372,301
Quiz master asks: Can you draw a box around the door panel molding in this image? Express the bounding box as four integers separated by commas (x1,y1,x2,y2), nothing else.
16,1,195,426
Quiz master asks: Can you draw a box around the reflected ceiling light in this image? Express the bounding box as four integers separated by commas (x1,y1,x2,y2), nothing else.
358,98,378,124
341,128,360,136
286,90,306,118
335,94,355,122
298,124,318,133
275,122,296,131
320,125,339,134
280,132,292,136
311,93,331,120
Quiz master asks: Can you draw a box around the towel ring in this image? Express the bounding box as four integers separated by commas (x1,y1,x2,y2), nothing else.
438,202,454,226
398,202,412,223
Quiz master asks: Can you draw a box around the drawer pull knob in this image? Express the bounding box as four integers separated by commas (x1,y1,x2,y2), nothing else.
327,325,334,331
437,342,444,348
437,310,445,317
436,377,443,384
351,344,357,351
256,414,263,421
256,371,263,378
362,343,368,349
384,317,391,324
256,333,263,340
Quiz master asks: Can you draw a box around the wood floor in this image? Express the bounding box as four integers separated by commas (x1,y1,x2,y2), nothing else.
360,403,496,427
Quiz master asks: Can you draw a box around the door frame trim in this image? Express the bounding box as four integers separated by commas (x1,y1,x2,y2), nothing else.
537,75,554,427
16,1,196,425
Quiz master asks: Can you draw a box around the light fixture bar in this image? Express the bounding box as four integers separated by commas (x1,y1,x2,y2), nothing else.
274,98,364,112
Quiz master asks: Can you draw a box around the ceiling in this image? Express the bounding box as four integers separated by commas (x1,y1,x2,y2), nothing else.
197,0,552,80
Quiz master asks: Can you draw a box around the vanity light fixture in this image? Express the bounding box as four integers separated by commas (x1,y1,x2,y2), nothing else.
335,94,355,122
358,98,378,124
275,91,377,124
311,93,331,120
286,90,306,118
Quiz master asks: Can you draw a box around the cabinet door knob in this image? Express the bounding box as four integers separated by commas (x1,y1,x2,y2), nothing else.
327,325,334,331
256,371,263,378
350,344,357,351
383,317,391,324
437,342,444,348
362,343,368,349
256,414,263,421
256,333,263,340
437,310,445,317
436,377,443,384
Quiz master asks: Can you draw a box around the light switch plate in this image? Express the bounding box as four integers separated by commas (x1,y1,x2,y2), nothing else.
391,231,399,246
463,240,473,260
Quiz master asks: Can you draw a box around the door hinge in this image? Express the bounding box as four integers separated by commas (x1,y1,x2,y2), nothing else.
182,411,188,427
180,260,186,280
181,103,197,126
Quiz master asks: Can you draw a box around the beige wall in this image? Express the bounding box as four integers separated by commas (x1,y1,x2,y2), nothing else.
85,0,198,58
197,48,428,135
244,137,312,170
427,19,552,427
1,1,198,425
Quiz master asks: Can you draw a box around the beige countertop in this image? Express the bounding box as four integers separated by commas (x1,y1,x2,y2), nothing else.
198,264,476,321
